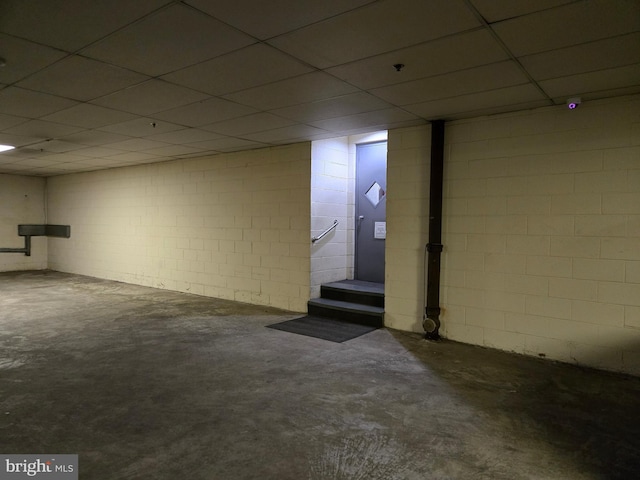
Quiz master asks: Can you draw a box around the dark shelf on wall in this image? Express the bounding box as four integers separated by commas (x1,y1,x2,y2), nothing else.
0,224,71,256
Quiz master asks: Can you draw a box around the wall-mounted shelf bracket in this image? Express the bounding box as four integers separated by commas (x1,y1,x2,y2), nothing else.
0,224,71,256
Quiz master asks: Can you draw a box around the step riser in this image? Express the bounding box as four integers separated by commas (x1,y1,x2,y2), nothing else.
320,286,384,308
308,303,383,328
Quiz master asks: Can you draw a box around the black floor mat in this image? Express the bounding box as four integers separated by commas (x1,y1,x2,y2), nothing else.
267,315,378,343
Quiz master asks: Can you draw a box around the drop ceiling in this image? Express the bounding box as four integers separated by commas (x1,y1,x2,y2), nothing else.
0,0,638,176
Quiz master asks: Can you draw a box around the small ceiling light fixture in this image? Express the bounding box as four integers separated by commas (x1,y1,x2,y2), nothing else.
393,63,405,72
0,144,15,152
566,97,582,110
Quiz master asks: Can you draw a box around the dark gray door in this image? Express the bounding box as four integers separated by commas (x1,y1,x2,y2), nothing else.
355,141,387,283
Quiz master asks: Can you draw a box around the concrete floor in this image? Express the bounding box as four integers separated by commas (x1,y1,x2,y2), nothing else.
1,270,639,480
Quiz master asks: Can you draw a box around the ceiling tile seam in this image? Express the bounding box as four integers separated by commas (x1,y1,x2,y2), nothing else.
281,26,499,115
366,58,533,94
477,0,584,25
0,33,72,88
71,1,178,56
516,31,640,68
0,0,178,91
129,2,265,80
548,84,640,103
377,81,537,109
193,0,382,43
306,25,491,72
400,83,542,111
269,93,396,120
530,61,640,84
462,0,554,106
166,2,371,86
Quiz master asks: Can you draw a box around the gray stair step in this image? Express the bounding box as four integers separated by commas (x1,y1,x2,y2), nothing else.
321,280,384,308
307,298,384,328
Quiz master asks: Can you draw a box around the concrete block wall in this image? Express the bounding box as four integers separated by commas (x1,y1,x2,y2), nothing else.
441,95,640,375
385,124,431,331
311,137,350,297
46,144,311,312
0,174,47,271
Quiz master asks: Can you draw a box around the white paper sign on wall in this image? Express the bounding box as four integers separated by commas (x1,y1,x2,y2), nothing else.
374,221,386,239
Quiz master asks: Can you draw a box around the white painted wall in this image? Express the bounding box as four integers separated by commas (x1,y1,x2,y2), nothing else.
46,144,311,312
439,95,640,375
0,174,47,271
311,137,350,297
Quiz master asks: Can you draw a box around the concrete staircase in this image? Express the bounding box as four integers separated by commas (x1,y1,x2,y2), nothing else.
307,280,384,328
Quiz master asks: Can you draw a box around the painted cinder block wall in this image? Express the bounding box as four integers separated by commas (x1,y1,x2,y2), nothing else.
46,143,311,312
436,95,640,375
384,124,432,332
310,137,350,297
0,174,47,271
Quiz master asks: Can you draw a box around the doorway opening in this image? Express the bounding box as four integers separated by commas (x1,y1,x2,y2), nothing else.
310,131,387,298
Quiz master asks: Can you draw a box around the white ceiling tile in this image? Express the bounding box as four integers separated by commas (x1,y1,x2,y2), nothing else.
6,157,62,168
42,104,138,129
0,148,56,162
492,0,640,56
27,139,89,153
268,0,480,68
58,130,134,147
520,33,640,81
186,0,376,39
203,113,295,136
153,97,258,127
0,0,172,51
0,156,25,166
0,132,47,148
372,61,530,105
0,87,78,118
144,128,220,144
142,144,207,156
98,118,184,137
90,80,209,115
469,0,574,23
539,64,640,98
242,124,331,143
162,44,314,96
82,4,255,76
68,157,130,167
223,72,359,110
273,92,392,123
17,55,149,101
32,153,94,163
105,152,163,163
106,138,171,152
0,113,29,130
327,29,509,90
405,84,549,119
0,34,68,84
3,120,83,139
309,107,421,133
187,137,267,152
553,85,640,105
72,146,128,158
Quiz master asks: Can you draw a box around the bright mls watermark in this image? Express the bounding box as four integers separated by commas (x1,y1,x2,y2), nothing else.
0,455,77,479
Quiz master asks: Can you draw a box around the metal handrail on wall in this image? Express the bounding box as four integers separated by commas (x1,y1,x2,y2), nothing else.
311,220,338,244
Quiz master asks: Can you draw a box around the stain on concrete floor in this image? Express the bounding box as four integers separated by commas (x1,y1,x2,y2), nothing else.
1,270,639,479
